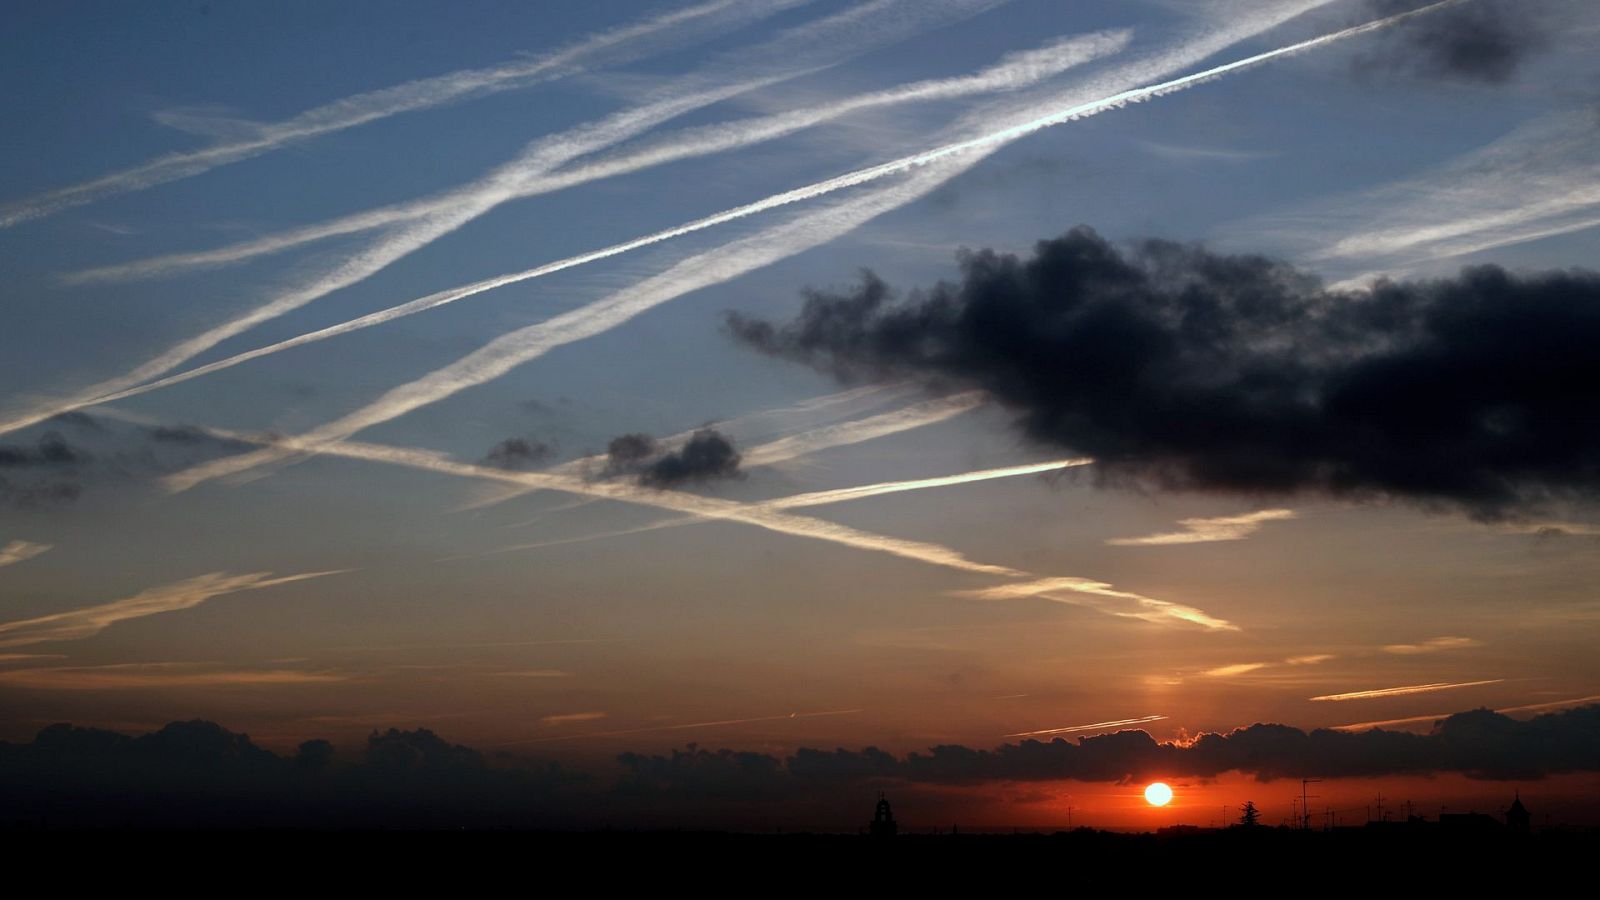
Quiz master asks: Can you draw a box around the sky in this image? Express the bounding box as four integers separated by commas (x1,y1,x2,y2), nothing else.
2,0,1599,830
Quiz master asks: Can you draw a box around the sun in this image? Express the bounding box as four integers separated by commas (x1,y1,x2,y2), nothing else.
1144,782,1174,807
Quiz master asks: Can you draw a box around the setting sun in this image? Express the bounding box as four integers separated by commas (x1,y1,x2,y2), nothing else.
1144,782,1174,807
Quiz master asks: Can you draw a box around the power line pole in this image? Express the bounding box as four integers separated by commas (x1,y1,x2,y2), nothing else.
1301,778,1323,830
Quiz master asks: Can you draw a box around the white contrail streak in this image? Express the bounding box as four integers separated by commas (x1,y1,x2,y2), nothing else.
0,569,345,647
161,1,1406,489
1309,679,1504,702
72,27,1129,284
461,456,1091,558
1331,694,1600,732
1107,508,1296,545
465,389,986,514
0,0,810,228
100,407,1225,628
1006,714,1166,737
0,541,53,570
0,0,1004,440
958,576,1237,631
495,707,865,746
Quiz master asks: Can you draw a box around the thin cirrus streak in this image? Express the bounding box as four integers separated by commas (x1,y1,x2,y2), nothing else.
496,707,865,746
100,407,1222,628
1383,636,1483,655
0,540,53,569
0,0,813,228
455,456,1092,560
1331,695,1600,732
1308,679,1504,703
958,577,1237,631
72,25,1129,284
160,0,1409,492
1006,715,1168,738
0,0,1002,441
0,569,347,648
1107,509,1296,546
0,662,348,690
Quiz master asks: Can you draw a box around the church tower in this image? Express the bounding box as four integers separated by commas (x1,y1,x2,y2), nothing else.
1505,793,1531,834
869,793,898,837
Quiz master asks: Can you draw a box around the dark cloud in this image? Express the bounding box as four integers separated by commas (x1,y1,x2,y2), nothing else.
605,432,659,474
639,429,742,489
1361,0,1547,84
728,227,1600,519
0,419,256,508
599,429,743,488
481,436,551,470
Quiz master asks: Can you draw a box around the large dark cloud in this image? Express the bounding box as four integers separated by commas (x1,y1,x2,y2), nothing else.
601,428,743,489
4,706,1594,828
1361,0,1548,84
727,227,1600,518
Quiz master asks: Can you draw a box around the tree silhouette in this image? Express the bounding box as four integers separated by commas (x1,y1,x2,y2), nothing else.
1239,801,1260,827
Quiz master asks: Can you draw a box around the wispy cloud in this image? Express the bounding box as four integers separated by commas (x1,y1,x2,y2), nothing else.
0,569,345,648
164,1,1394,492
960,577,1237,631
1202,663,1269,677
1309,679,1503,702
0,0,1001,441
1108,509,1296,546
0,661,348,690
72,24,1127,284
497,707,864,746
0,0,808,228
1383,636,1483,655
1006,714,1166,737
0,540,52,569
1286,654,1337,665
1332,693,1600,732
541,711,608,725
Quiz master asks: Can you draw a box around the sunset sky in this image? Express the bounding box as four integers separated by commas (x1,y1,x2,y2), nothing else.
2,0,1598,830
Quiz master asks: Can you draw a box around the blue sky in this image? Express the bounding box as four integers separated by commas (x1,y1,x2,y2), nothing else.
2,0,1598,818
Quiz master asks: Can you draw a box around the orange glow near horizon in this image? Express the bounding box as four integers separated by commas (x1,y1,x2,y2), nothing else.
1144,782,1174,806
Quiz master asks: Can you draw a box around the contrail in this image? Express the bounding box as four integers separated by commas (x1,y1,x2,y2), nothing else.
465,389,984,513
1107,508,1296,545
0,541,53,570
495,707,865,746
456,456,1091,558
160,0,1398,489
99,407,1227,628
0,569,345,648
957,576,1237,631
0,0,1006,440
0,0,811,228
1006,714,1167,738
1309,679,1504,702
72,26,1128,284
1331,694,1600,732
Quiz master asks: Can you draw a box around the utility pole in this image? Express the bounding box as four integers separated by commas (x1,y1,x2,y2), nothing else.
1374,793,1387,822
1301,778,1323,830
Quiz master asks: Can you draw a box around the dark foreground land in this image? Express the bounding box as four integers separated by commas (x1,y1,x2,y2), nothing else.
6,826,1593,886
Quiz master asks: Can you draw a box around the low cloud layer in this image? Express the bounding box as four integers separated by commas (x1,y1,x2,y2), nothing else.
728,227,1600,519
3,705,1595,828
0,416,252,508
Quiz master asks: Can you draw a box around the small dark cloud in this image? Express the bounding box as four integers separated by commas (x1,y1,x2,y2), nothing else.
728,226,1600,519
598,429,743,488
640,429,742,489
0,418,252,507
1360,0,1548,84
481,437,551,470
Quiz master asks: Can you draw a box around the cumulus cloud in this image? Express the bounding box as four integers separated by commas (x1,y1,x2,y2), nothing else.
729,227,1600,519
599,429,744,488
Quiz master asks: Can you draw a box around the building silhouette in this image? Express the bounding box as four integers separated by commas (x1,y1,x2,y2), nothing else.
1505,794,1531,834
869,793,898,837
